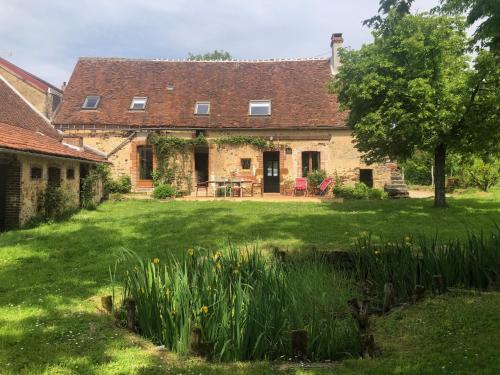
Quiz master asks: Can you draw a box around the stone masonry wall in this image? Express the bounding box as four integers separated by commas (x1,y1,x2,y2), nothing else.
60,128,392,192
18,154,80,226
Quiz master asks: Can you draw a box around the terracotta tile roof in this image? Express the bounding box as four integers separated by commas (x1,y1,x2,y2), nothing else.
54,57,347,129
0,57,63,94
0,122,106,162
0,76,61,139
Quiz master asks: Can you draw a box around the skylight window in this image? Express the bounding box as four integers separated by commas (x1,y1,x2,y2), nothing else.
249,100,271,116
130,97,148,110
82,96,100,109
195,102,210,115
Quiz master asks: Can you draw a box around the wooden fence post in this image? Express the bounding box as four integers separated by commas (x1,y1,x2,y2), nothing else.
383,283,395,313
125,297,136,332
290,329,308,360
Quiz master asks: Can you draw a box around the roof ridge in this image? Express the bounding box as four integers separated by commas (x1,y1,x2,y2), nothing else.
79,56,329,63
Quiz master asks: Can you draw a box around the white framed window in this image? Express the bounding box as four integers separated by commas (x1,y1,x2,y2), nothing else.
130,97,148,110
82,95,100,109
194,101,210,115
249,100,271,116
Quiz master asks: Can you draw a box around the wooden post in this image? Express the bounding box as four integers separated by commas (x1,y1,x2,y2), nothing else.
125,297,136,332
290,329,308,360
432,275,447,295
101,295,113,314
413,285,425,302
190,327,202,355
383,283,395,313
348,298,375,358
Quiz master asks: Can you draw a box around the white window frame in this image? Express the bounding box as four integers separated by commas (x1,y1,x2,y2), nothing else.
194,101,210,115
130,96,148,110
249,100,271,116
82,95,100,109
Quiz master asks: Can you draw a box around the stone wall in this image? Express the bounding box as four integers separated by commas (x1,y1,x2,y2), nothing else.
0,65,60,118
60,128,393,192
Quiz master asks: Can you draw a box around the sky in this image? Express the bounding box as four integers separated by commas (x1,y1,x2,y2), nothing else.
0,0,439,86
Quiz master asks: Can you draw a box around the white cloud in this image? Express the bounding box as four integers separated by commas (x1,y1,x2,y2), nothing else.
0,0,439,85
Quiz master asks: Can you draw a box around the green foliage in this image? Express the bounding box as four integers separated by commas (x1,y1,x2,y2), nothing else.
149,134,207,193
213,136,274,150
37,185,67,220
106,175,132,194
352,227,500,307
153,184,177,199
115,245,358,362
187,50,232,61
463,157,500,191
307,169,327,189
81,164,110,209
334,182,388,200
440,0,500,53
401,150,433,185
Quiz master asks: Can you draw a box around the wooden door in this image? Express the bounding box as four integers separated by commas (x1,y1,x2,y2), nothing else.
263,151,280,193
0,163,8,231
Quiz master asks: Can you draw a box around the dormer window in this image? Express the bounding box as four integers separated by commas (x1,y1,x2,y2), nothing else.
82,96,100,109
249,100,271,116
195,102,210,115
130,97,147,110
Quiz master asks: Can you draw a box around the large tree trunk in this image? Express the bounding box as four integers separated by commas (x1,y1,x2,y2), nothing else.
433,143,446,208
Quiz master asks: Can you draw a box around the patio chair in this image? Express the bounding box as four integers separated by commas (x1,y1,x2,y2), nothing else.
293,178,308,196
213,178,230,197
316,177,334,195
195,181,209,197
251,178,263,196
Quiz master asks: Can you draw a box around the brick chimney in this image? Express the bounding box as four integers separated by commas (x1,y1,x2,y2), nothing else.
63,135,83,148
330,33,344,74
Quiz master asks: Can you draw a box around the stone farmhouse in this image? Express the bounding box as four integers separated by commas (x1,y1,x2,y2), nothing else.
53,34,394,194
0,69,105,230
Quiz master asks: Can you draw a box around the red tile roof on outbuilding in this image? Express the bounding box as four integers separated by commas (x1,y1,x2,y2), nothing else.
0,122,106,162
54,57,347,129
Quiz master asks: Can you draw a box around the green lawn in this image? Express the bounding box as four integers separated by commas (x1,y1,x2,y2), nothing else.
0,189,499,374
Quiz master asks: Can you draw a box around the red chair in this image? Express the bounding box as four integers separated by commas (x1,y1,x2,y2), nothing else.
317,178,334,195
294,178,308,196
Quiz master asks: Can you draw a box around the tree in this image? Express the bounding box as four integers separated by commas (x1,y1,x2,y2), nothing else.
187,50,232,61
440,0,500,53
331,13,499,207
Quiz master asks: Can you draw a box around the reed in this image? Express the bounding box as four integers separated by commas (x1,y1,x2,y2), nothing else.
114,245,359,361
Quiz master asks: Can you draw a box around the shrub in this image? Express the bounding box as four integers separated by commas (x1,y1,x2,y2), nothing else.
153,184,177,199
463,157,500,191
113,246,359,362
38,185,66,220
334,182,387,200
81,164,110,209
106,175,132,194
368,188,388,200
307,169,327,190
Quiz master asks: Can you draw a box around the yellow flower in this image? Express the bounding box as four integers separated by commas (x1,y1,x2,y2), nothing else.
201,305,209,314
233,269,239,275
153,257,160,265
165,288,171,298
187,248,194,257
374,250,381,256
213,251,221,261
404,236,411,243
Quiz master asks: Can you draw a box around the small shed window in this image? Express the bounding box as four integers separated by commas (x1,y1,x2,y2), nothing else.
48,167,61,187
195,102,210,115
82,96,100,109
249,100,271,116
31,166,43,180
241,158,251,170
130,97,148,110
66,168,75,180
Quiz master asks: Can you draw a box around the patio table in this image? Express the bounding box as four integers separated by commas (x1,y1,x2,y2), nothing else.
208,179,253,197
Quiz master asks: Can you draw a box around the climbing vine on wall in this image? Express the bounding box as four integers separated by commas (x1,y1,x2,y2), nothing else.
213,135,275,150
148,133,207,193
